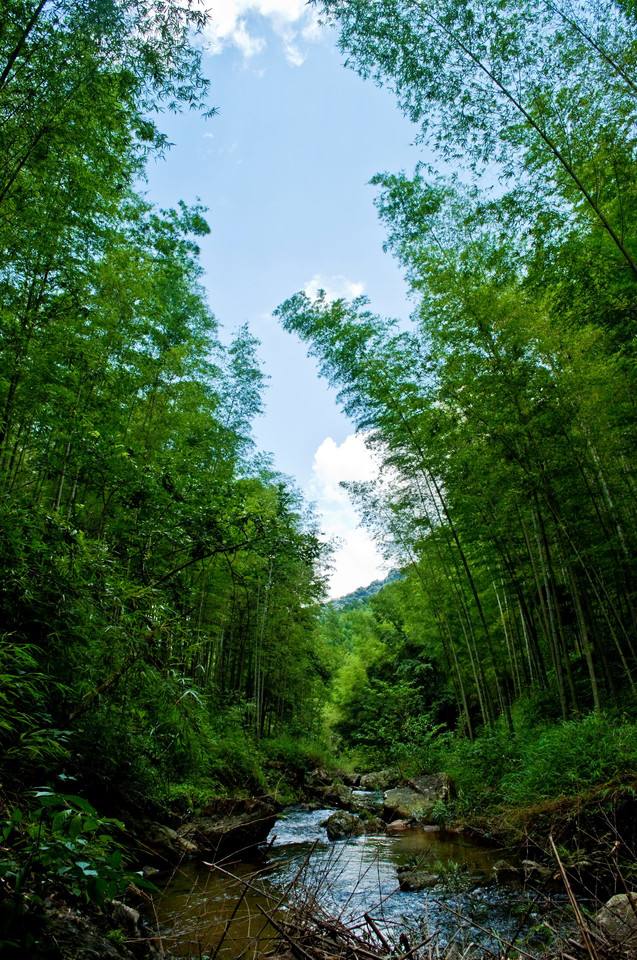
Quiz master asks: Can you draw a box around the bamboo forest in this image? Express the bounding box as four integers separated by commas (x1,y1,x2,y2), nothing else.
2,2,637,958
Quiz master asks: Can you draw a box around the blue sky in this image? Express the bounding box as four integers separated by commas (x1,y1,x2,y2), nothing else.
144,2,426,596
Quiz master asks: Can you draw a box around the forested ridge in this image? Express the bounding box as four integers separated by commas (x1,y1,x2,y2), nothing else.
2,0,637,957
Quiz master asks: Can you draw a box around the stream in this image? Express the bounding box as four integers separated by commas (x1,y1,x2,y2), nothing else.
157,794,560,957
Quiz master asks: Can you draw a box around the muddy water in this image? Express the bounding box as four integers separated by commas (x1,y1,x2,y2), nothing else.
156,798,551,957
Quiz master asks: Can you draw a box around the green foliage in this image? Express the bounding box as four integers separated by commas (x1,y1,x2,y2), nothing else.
430,859,470,893
0,636,69,774
4,5,637,943
437,713,637,812
444,727,522,803
320,582,454,770
0,0,331,828
0,21,333,954
203,711,267,794
0,789,152,905
262,733,332,779
430,799,450,828
167,780,222,813
323,564,637,812
498,713,637,805
106,929,127,945
280,0,637,766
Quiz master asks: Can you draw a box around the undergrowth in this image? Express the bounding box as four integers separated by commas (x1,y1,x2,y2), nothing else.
344,710,637,816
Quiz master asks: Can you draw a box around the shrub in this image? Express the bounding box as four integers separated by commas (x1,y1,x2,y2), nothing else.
261,733,331,780
418,720,520,813
423,712,637,814
0,789,154,905
0,636,69,778
205,720,266,794
499,712,637,804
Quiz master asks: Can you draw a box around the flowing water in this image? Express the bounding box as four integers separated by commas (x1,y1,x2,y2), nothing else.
156,796,560,957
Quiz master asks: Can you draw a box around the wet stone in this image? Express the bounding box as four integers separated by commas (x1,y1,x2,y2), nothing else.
359,769,398,791
595,892,637,946
324,811,386,840
408,773,453,802
324,811,366,841
318,783,354,808
383,787,437,823
397,869,441,891
386,819,411,833
492,859,521,881
521,859,554,882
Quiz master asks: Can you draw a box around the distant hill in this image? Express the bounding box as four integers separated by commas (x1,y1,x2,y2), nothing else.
329,569,402,610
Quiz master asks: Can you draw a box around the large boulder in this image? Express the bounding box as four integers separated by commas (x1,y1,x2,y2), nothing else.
386,819,411,834
352,790,384,814
521,859,554,883
324,811,366,841
305,767,359,791
180,797,278,860
397,862,487,893
318,783,355,809
38,900,140,960
360,769,398,791
142,822,199,863
340,771,362,788
408,774,453,802
305,768,332,790
324,811,385,841
363,816,386,835
595,893,637,947
383,787,438,823
110,901,141,938
383,774,452,823
492,859,521,882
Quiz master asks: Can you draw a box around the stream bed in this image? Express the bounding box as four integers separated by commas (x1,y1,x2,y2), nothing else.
157,796,563,957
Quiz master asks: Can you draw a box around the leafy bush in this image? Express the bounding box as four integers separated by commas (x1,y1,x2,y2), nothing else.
499,713,637,804
425,712,637,813
166,780,220,812
442,722,521,810
431,798,450,827
205,716,266,794
261,733,331,781
387,713,453,775
0,636,69,777
0,789,153,905
74,682,266,808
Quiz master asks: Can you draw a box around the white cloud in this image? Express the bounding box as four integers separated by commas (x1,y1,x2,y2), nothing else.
303,273,366,302
280,29,305,66
206,1,323,65
308,434,388,598
301,10,323,42
232,19,266,58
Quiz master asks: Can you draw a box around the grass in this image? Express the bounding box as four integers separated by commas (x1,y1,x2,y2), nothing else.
444,712,637,813
343,709,637,818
